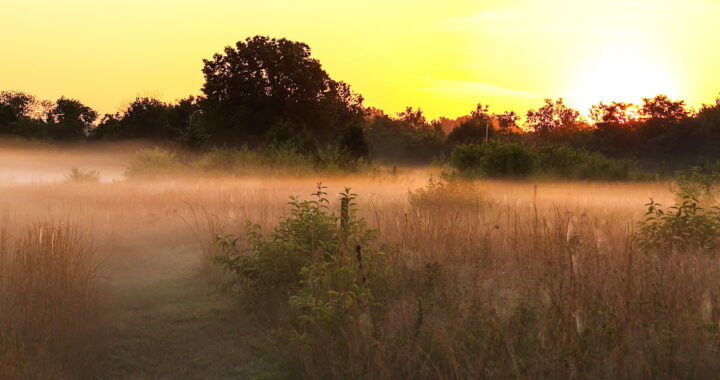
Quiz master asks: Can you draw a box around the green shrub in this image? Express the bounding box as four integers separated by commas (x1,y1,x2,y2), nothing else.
449,144,484,173
64,167,100,183
408,174,486,211
637,174,720,252
193,146,260,173
450,142,645,180
125,148,183,178
536,145,638,180
450,142,537,177
214,185,395,377
481,142,537,177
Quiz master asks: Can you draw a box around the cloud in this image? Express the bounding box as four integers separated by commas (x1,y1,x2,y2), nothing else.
422,78,539,99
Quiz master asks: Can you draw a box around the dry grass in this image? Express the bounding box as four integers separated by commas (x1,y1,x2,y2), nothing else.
1,151,718,378
0,222,105,378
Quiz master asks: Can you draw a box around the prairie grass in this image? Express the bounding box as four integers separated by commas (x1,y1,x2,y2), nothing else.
0,222,105,378
2,153,719,378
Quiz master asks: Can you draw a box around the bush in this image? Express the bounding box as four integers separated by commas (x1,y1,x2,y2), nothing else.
64,167,101,183
125,148,183,178
408,174,486,211
637,173,720,252
450,142,645,180
192,146,260,174
214,185,394,378
450,142,537,177
536,145,638,180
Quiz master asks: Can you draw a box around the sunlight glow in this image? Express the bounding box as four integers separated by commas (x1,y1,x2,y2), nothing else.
570,56,678,114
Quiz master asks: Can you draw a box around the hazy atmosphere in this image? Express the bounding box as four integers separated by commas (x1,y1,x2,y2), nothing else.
3,1,720,379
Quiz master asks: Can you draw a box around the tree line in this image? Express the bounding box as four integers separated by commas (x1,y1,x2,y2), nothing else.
2,35,720,168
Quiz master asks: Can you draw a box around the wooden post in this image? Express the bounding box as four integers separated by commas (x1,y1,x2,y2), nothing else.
340,196,350,235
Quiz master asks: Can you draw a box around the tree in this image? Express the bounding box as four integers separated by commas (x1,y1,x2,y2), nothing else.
397,107,428,129
447,103,494,145
200,35,364,144
0,91,51,138
589,101,638,125
640,95,688,121
339,124,369,161
46,97,98,140
526,98,581,133
495,111,520,131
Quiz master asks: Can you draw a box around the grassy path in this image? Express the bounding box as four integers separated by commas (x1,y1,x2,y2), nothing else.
90,244,263,379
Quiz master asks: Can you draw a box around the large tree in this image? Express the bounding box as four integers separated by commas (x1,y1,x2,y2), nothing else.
200,36,364,144
526,98,582,134
46,97,98,140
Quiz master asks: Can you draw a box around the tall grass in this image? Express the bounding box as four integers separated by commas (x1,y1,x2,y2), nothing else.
211,180,720,379
0,222,104,378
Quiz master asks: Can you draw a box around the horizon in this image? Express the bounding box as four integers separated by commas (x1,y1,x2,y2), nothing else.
3,0,720,120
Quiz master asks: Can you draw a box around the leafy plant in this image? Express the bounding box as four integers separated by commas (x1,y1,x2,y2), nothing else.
637,177,720,252
124,148,183,178
64,166,100,183
408,173,485,211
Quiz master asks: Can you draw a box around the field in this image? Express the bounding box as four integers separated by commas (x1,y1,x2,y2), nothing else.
2,144,719,379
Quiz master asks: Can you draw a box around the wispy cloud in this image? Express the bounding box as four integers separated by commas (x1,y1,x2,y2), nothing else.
422,78,539,99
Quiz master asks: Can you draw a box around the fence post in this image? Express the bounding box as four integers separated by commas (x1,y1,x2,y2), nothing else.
340,196,350,236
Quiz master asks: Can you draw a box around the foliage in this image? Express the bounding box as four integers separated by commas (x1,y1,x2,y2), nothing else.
637,196,720,252
213,185,390,378
46,97,98,140
408,174,485,210
637,171,720,252
64,167,101,183
526,98,582,133
124,148,184,178
536,145,640,180
450,142,537,177
450,142,644,180
200,36,364,144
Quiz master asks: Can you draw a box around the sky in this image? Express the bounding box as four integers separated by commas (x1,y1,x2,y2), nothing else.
2,0,720,120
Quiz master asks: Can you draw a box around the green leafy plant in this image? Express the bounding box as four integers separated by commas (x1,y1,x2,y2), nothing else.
408,173,485,211
64,166,100,183
124,148,183,178
637,178,720,252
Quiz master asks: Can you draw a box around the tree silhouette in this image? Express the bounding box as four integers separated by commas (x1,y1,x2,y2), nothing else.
495,111,520,131
640,95,689,121
46,97,98,140
447,103,494,145
201,35,364,144
526,98,581,133
589,101,638,125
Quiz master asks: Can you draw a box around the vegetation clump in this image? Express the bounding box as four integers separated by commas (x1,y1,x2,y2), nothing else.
637,169,720,252
64,166,101,183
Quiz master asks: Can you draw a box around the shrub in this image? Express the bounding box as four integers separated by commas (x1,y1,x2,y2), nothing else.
481,142,537,177
408,174,486,211
214,185,393,377
125,148,183,178
192,146,260,174
536,145,638,180
64,167,100,183
450,142,537,177
637,174,720,252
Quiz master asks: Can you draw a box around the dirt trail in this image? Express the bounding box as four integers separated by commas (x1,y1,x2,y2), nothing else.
90,243,263,379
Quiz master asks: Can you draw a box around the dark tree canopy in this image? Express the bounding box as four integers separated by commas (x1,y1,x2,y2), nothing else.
447,103,494,146
590,101,638,125
527,98,582,133
640,95,689,121
46,97,98,140
201,36,364,144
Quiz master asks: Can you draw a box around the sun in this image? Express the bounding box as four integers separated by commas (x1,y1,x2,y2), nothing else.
569,55,678,114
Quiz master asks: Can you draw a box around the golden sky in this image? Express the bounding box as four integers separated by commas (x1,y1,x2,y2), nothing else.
2,0,720,119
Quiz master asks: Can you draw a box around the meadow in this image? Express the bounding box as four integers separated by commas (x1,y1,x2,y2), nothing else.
1,144,719,379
